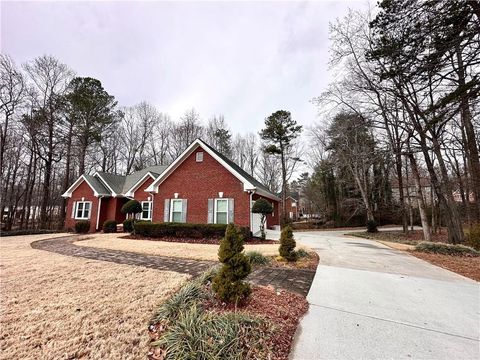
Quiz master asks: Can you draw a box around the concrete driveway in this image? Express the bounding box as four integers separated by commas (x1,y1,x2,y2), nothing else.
290,229,479,360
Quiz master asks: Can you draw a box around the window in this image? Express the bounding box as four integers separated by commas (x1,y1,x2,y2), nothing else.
141,201,152,220
75,201,91,220
215,199,228,224
170,199,183,222
196,151,204,162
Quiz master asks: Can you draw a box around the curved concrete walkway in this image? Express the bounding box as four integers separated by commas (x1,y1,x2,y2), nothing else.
31,235,315,296
291,229,479,360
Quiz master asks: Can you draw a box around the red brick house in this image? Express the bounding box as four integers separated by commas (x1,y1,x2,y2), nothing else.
282,196,299,221
63,139,280,233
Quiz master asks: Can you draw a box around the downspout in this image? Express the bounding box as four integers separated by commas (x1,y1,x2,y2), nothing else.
248,190,256,232
96,196,103,231
150,192,155,221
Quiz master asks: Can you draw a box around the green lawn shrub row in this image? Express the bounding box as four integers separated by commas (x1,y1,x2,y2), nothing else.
134,222,250,239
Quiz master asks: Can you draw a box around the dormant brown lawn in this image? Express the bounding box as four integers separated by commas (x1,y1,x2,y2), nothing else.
75,233,293,261
0,234,188,360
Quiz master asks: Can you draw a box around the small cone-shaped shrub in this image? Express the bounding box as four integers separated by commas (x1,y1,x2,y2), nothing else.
213,224,252,303
279,225,297,261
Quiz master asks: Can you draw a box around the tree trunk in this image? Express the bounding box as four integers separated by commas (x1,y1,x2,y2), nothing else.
353,167,374,222
79,144,87,175
455,44,480,221
423,134,464,244
395,153,408,232
408,152,431,241
59,121,74,229
280,144,287,226
404,156,414,231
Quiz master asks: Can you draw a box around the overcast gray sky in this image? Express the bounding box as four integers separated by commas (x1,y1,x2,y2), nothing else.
2,0,369,134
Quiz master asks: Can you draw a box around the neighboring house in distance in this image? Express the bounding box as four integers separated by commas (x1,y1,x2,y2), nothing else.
391,177,433,207
281,196,299,221
62,139,280,234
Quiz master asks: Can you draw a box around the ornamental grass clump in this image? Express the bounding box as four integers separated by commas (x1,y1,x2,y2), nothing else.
415,241,480,257
279,225,297,261
246,251,271,266
212,224,251,303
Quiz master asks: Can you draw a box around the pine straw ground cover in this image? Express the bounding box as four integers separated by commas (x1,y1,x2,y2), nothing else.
0,234,189,360
408,251,480,281
350,230,448,245
148,269,308,360
350,231,480,281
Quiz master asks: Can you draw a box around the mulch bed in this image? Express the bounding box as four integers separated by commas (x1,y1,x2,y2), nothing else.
352,230,449,245
409,251,480,281
203,285,309,359
122,234,277,245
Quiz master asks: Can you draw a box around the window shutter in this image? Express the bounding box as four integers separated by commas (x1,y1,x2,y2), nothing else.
228,198,234,224
71,201,76,219
207,199,214,223
164,199,170,222
181,199,187,223
87,202,92,219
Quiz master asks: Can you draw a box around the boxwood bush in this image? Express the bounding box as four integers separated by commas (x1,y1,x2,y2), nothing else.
75,220,90,233
103,220,117,233
134,222,249,239
123,218,135,233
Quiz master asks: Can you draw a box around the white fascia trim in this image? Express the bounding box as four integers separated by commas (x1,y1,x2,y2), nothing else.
61,175,100,198
124,172,156,197
146,139,255,193
93,172,117,197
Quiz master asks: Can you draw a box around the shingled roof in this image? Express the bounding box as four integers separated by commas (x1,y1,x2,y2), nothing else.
121,165,168,193
83,175,111,196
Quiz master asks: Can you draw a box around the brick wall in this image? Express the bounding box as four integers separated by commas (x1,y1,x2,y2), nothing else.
152,147,251,227
65,181,100,233
133,176,155,202
252,193,280,228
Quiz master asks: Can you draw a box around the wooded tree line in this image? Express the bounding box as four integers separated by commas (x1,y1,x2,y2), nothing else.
1,54,302,231
298,0,479,243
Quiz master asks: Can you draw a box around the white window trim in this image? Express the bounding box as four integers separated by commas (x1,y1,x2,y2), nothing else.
141,201,152,220
214,198,229,224
169,199,183,222
74,201,92,220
